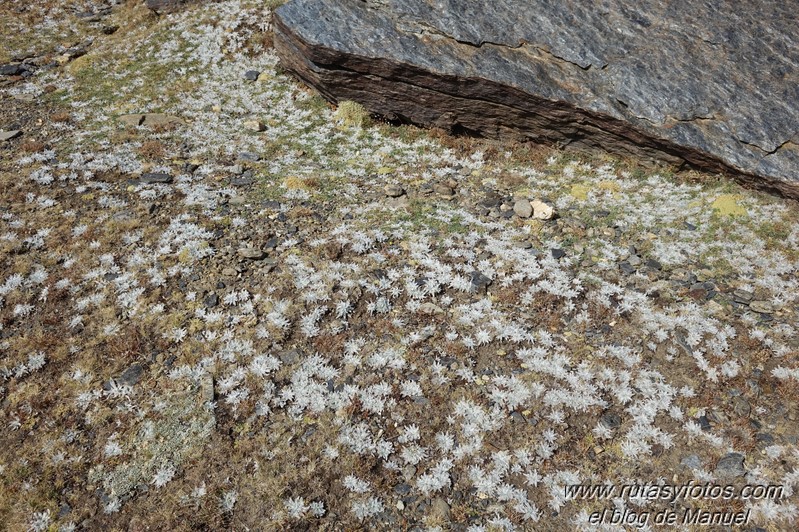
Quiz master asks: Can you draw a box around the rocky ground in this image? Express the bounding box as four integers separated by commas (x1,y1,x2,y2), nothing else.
1,1,798,531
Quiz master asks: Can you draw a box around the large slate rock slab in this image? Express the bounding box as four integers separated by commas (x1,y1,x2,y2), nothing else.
273,0,799,198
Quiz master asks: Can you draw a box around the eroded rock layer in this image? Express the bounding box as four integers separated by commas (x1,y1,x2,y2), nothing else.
273,0,799,197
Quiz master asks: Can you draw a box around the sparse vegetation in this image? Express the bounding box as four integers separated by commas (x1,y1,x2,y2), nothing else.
0,1,797,531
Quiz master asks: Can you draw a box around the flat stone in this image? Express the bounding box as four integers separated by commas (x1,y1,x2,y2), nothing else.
204,293,219,308
145,0,194,13
434,184,455,198
0,64,26,76
0,130,22,141
119,363,144,386
279,349,301,365
749,300,775,314
231,177,255,187
733,288,754,302
600,411,621,430
430,497,450,520
243,119,266,132
238,151,261,162
140,172,173,184
680,455,702,470
714,452,746,479
238,247,266,260
274,0,799,198
531,199,556,220
384,184,405,197
119,113,183,128
645,258,662,271
469,270,491,292
513,199,532,218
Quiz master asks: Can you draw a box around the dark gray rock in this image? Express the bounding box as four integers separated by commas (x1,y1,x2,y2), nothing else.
274,0,799,198
119,363,144,386
600,411,621,430
204,293,219,308
231,177,255,187
714,452,746,479
0,64,26,76
140,172,173,184
244,70,261,81
469,270,491,292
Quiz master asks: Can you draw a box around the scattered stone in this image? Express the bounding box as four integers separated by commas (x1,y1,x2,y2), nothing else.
645,258,662,271
244,69,261,81
619,261,635,275
749,300,775,314
419,302,444,315
140,172,173,184
243,119,266,132
531,199,556,220
238,247,266,260
0,64,25,76
628,255,642,267
204,293,219,308
513,199,533,218
599,411,621,430
384,184,405,197
551,248,566,260
238,151,261,162
434,184,455,198
680,455,702,470
732,396,751,417
418,183,434,195
714,452,746,479
733,288,754,302
469,270,492,292
145,0,193,14
279,349,301,365
0,130,22,141
430,497,450,520
119,363,144,386
231,177,255,187
394,483,412,495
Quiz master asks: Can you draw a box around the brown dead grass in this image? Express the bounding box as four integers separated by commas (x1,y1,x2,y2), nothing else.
137,139,166,160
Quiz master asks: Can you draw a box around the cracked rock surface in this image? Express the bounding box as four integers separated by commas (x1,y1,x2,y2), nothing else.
273,0,799,198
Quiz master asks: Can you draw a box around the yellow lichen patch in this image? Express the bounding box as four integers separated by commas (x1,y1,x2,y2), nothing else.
334,100,370,128
569,183,590,201
598,180,621,196
711,194,747,217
